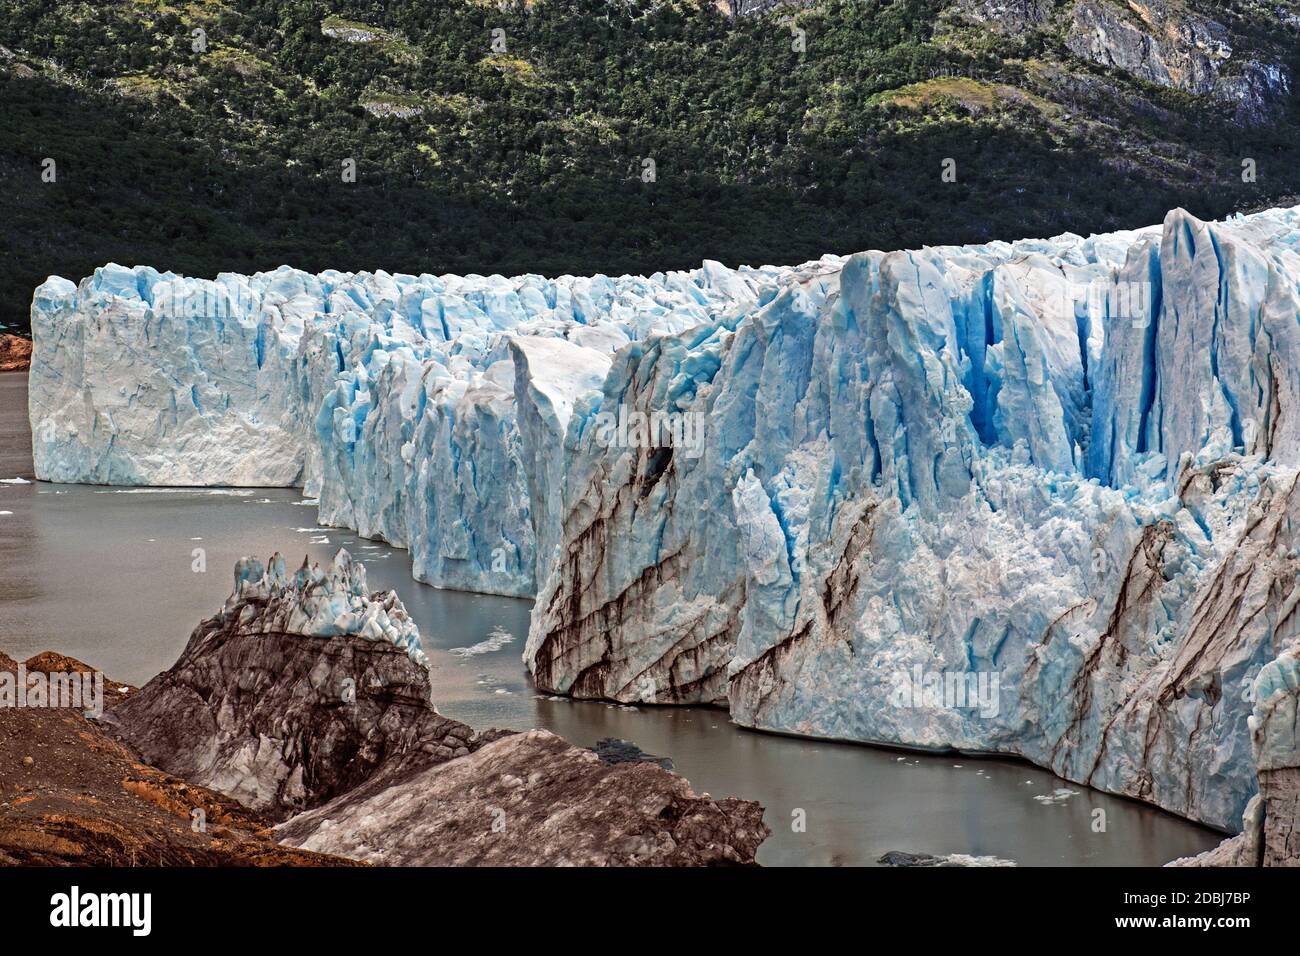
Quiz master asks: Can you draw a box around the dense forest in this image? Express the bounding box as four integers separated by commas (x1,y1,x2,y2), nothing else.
0,0,1297,331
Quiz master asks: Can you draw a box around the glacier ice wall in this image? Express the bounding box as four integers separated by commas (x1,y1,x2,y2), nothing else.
524,206,1300,832
29,258,814,595
28,205,1300,832
28,265,313,485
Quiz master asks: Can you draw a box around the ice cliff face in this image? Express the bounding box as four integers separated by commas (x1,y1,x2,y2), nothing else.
28,266,311,485
30,204,1300,835
524,205,1300,833
1173,648,1300,866
30,259,812,595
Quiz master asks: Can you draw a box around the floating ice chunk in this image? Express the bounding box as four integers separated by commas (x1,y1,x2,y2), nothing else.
1033,789,1081,805
448,626,515,658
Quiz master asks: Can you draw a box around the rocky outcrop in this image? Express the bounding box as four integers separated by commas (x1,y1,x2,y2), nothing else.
956,0,1055,33
105,552,770,864
1065,0,1290,122
276,729,768,866
104,551,477,821
879,850,1016,866
593,737,674,770
721,0,818,16
1215,60,1293,126
0,651,355,866
0,334,30,372
1067,0,1230,94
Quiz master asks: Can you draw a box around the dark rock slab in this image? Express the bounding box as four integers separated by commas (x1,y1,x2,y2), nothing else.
278,728,768,866
593,737,674,770
104,553,479,821
104,550,771,865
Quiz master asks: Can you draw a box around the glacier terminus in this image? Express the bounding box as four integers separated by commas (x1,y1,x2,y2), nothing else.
26,205,1300,849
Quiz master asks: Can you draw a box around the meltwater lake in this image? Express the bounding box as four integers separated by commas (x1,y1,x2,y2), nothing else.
0,371,1221,865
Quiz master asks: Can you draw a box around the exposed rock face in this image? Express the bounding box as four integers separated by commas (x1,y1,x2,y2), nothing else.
957,0,1055,33
1215,59,1293,125
1067,0,1230,94
104,551,477,821
721,0,818,16
276,729,768,866
104,552,770,865
593,737,674,770
879,850,1016,866
0,334,30,372
1065,0,1290,122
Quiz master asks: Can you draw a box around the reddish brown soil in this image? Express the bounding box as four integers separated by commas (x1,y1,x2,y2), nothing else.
0,650,360,866
0,335,30,372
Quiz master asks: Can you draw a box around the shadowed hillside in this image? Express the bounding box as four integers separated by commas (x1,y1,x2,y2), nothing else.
0,0,1297,331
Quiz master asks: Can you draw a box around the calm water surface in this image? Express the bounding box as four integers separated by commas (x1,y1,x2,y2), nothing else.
0,372,1221,865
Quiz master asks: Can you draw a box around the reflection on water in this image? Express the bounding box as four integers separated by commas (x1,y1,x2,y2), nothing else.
0,372,1221,865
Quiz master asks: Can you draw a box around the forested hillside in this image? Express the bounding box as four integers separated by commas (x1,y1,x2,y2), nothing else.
1,0,1297,330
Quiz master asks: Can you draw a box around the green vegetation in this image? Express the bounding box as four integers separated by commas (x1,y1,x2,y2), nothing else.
319,13,419,62
0,0,1297,331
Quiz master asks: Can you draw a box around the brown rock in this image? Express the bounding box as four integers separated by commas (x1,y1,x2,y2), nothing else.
100,551,770,864
0,650,355,866
104,603,480,822
0,335,31,372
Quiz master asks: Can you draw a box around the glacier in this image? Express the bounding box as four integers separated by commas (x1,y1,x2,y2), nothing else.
228,548,428,667
27,205,1300,835
28,258,812,595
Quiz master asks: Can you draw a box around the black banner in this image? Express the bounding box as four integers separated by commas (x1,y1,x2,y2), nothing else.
0,865,1287,942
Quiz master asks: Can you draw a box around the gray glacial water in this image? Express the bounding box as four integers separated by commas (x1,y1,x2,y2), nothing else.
0,371,1221,865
